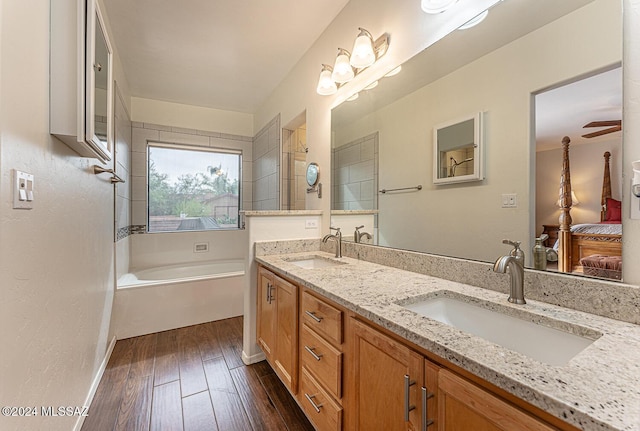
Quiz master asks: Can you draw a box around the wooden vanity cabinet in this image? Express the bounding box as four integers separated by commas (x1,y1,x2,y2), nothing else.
299,290,345,431
348,317,438,430
256,266,580,431
438,370,557,431
257,267,298,393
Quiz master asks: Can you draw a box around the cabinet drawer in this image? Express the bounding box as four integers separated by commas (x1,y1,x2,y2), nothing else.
301,324,342,399
300,367,342,431
302,291,343,345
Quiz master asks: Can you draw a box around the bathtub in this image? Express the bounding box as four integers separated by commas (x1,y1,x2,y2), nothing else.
112,259,246,339
117,260,245,288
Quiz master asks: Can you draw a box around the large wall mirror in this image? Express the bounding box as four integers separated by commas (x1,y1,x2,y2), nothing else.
331,0,623,280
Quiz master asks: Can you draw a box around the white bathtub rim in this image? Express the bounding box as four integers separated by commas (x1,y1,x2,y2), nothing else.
117,259,245,290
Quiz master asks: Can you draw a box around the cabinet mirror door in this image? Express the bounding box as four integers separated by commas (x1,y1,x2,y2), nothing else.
86,0,113,161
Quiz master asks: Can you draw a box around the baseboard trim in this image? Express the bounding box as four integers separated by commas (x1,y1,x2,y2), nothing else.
242,350,266,365
73,336,117,431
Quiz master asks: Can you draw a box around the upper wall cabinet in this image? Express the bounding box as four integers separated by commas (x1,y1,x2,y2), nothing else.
50,0,114,163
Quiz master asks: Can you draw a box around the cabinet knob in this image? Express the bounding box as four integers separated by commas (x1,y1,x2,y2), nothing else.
93,63,102,72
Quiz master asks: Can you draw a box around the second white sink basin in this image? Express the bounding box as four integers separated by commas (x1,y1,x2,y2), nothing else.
286,255,346,269
403,294,599,366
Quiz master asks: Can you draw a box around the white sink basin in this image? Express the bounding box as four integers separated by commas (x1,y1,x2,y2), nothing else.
286,256,346,269
403,295,599,366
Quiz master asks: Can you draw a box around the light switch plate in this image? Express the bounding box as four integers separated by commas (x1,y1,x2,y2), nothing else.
305,219,318,229
13,170,34,210
501,193,517,208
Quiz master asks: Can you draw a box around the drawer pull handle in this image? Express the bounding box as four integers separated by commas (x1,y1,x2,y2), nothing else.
305,393,323,413
421,387,435,430
304,345,323,361
305,310,323,323
404,374,416,421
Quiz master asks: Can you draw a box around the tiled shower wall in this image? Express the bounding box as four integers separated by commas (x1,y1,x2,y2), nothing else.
281,124,307,210
252,115,280,210
129,123,254,228
332,132,378,210
114,86,132,279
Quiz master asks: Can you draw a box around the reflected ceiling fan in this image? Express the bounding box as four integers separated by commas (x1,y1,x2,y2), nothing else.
581,120,622,138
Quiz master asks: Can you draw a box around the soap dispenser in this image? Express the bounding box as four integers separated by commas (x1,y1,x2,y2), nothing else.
533,234,548,270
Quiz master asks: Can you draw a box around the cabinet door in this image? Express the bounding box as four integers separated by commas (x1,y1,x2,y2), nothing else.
349,318,423,430
257,268,276,361
438,370,556,431
273,274,298,392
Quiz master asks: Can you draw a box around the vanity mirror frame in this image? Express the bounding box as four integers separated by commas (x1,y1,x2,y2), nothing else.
433,112,484,185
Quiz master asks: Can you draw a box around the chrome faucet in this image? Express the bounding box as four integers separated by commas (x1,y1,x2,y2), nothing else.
493,239,526,304
322,227,342,258
354,225,372,243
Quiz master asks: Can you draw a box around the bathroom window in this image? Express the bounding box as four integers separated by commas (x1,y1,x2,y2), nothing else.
147,143,241,232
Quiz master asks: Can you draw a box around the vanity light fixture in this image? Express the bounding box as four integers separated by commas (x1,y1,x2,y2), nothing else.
316,64,338,96
346,93,359,102
332,48,355,83
316,27,389,96
458,10,489,30
421,0,458,14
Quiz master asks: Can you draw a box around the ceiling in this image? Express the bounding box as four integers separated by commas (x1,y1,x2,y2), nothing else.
102,0,351,114
535,67,622,151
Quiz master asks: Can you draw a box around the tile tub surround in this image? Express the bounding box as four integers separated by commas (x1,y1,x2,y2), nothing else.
255,250,640,431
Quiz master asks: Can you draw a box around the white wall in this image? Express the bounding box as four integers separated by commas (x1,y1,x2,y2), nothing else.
536,139,622,230
132,97,254,137
622,0,640,283
0,1,121,429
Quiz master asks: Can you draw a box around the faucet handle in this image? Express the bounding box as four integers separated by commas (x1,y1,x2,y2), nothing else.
355,225,364,231
330,227,341,233
502,239,524,262
502,239,521,249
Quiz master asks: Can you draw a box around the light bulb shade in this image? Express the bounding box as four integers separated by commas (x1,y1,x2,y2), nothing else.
350,30,376,69
331,49,355,83
421,0,458,14
316,65,337,96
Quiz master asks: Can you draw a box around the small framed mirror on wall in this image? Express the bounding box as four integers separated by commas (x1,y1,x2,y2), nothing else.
433,112,484,185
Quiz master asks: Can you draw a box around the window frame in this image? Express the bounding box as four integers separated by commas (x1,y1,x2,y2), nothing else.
146,142,243,233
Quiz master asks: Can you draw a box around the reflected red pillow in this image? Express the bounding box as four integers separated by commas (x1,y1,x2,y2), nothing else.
606,198,621,221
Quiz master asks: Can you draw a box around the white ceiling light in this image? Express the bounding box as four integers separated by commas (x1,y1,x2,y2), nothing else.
350,28,376,69
332,48,355,83
458,10,489,30
421,0,458,14
316,27,389,96
316,64,337,96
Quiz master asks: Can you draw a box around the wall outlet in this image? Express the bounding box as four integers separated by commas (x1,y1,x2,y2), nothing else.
13,169,34,210
305,219,318,229
194,242,209,253
501,193,517,208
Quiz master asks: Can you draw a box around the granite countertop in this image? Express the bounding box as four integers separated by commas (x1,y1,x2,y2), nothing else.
255,251,640,431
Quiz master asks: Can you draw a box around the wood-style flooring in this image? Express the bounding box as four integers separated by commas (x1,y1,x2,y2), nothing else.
82,317,314,431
